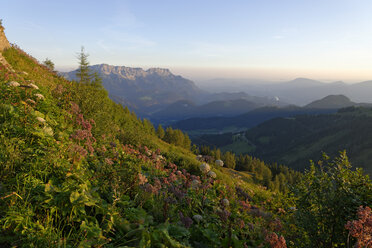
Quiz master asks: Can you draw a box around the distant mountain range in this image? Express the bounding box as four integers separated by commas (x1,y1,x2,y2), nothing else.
198,77,372,105
63,64,202,116
63,66,372,126
62,64,286,123
173,95,370,133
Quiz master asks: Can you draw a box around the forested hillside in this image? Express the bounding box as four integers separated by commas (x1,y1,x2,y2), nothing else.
195,107,372,175
0,24,371,248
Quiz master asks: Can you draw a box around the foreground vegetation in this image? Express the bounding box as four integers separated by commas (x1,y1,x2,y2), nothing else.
0,41,371,247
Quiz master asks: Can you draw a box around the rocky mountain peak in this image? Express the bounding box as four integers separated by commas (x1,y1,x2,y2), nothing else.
146,68,172,76
0,23,11,52
91,64,174,79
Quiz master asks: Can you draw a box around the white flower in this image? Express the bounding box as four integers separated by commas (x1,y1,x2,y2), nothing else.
215,160,224,167
222,198,230,206
26,99,36,105
7,81,20,87
156,155,164,161
29,83,39,90
36,117,46,123
199,163,211,174
193,215,203,223
207,171,217,178
34,93,45,100
43,126,53,136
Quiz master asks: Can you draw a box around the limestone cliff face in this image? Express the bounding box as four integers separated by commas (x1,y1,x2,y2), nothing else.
0,25,11,52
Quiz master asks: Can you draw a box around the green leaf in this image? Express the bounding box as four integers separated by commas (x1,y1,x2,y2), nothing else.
70,191,80,203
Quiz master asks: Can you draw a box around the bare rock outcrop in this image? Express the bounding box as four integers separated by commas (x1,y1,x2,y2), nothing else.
0,25,11,52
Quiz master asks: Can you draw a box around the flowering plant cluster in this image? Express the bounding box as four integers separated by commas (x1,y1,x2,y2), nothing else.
345,206,372,248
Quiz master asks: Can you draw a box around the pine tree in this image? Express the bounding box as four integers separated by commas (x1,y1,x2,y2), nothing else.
76,46,92,84
223,151,236,169
183,133,191,150
156,125,165,139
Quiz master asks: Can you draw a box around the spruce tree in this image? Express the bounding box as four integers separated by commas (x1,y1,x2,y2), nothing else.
76,46,91,84
223,151,236,169
156,125,165,139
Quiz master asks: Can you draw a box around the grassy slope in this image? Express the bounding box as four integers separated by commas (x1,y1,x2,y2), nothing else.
0,47,293,247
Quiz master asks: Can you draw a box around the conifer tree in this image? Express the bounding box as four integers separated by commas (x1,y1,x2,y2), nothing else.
156,125,165,139
76,46,92,84
183,132,191,150
223,151,236,169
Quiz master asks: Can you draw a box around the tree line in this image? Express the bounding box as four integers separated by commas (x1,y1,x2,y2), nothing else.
198,145,302,193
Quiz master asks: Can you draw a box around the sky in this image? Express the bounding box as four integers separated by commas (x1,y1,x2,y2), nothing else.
2,0,372,82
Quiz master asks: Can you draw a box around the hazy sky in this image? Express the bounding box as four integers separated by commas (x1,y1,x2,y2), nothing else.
2,0,372,82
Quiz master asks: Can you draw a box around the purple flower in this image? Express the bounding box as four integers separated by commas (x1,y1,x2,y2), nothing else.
179,212,193,228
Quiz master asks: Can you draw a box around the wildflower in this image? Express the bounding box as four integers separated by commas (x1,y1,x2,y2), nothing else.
138,173,148,185
217,209,231,222
222,198,230,207
71,129,90,140
240,200,251,210
29,83,39,90
36,116,46,123
168,173,177,182
34,93,45,100
53,84,64,95
7,81,20,87
207,171,217,178
168,185,185,199
193,215,203,223
345,206,372,248
156,155,164,161
105,158,114,165
154,178,162,191
239,219,245,229
26,99,36,105
215,159,224,167
265,232,287,248
179,212,193,228
70,102,80,114
162,177,170,185
199,163,211,174
278,208,286,214
68,144,88,161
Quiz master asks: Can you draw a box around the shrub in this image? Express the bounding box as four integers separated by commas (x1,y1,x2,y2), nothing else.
292,151,372,247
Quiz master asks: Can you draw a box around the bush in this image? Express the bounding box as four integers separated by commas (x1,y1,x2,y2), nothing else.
292,151,372,247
